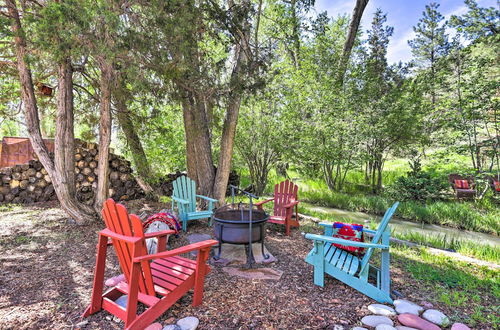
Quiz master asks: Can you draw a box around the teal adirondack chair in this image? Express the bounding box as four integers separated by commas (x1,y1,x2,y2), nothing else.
305,202,399,303
171,176,217,231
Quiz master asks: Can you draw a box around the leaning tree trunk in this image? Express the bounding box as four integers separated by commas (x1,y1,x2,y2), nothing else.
94,59,114,213
114,82,156,197
337,0,369,86
7,0,96,224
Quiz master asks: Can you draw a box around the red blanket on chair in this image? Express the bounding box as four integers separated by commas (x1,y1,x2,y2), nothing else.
332,222,365,255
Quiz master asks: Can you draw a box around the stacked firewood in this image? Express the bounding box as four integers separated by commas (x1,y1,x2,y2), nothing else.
0,142,143,204
156,169,240,196
0,161,54,204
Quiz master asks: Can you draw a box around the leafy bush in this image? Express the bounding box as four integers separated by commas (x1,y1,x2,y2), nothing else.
387,156,446,202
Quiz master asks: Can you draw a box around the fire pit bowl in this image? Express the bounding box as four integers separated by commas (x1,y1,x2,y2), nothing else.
213,186,270,267
213,204,268,244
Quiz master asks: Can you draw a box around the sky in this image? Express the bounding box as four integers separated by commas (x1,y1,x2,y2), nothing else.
314,0,498,64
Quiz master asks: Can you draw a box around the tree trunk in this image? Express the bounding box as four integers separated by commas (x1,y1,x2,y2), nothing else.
115,84,156,197
181,96,200,186
7,0,96,224
94,59,114,212
213,0,251,205
337,0,369,86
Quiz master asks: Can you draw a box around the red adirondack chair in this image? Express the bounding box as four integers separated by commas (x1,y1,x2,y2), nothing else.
255,180,300,236
82,199,218,330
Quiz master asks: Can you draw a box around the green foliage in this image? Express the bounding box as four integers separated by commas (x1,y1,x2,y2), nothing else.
388,155,446,202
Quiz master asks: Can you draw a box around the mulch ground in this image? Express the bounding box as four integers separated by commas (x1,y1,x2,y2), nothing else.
0,199,490,329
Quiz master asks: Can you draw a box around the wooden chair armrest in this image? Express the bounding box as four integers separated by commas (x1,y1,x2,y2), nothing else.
284,200,299,208
196,195,218,203
133,240,219,262
144,230,177,239
305,233,389,249
100,229,142,244
255,198,274,207
172,196,189,204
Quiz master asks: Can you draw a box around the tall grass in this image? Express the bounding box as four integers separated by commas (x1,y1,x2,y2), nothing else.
300,188,500,235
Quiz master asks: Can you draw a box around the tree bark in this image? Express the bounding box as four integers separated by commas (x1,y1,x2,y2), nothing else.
7,0,96,224
114,84,156,196
213,0,251,205
94,59,114,212
337,0,369,86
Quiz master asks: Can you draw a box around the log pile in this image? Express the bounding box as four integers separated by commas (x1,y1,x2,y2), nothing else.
0,141,144,204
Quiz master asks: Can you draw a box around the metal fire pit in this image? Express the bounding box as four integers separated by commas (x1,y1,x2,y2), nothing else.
213,186,269,267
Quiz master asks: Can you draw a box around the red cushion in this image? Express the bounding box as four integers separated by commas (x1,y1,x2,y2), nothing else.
454,179,469,189
494,181,500,192
332,222,365,255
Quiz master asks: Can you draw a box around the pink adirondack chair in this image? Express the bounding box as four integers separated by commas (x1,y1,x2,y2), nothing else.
255,180,300,236
82,199,217,330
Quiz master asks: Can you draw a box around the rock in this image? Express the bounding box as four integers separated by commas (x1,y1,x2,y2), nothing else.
375,325,396,330
163,325,181,330
451,323,471,330
75,320,89,327
222,267,283,281
145,324,162,330
420,301,433,309
397,313,440,330
105,274,126,287
176,316,200,330
361,315,394,327
395,327,418,330
394,300,424,315
422,309,449,326
327,325,343,330
352,327,368,330
214,244,247,265
368,304,397,316
114,295,128,309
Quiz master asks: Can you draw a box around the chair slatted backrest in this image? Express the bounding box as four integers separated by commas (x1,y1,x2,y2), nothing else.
102,199,155,296
274,180,298,217
359,202,399,272
172,176,197,213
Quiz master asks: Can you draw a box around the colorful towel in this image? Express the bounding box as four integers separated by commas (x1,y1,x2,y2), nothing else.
332,222,365,255
143,212,181,234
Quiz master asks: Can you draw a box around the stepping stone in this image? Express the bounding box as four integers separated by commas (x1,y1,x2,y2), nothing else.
213,244,248,265
252,244,277,263
394,300,424,315
451,323,471,330
397,313,440,330
376,325,397,330
187,234,213,257
422,309,449,326
222,267,283,281
395,327,418,330
361,315,394,327
368,304,397,316
145,323,162,330
176,316,199,330
114,295,128,308
163,325,181,330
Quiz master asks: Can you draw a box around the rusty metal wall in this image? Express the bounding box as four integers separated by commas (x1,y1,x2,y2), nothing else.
0,137,54,168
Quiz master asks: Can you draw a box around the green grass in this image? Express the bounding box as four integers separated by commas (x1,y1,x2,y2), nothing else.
394,231,500,263
393,246,500,328
298,204,500,263
299,188,500,235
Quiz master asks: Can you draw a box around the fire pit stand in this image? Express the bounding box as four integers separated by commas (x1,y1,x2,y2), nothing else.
212,185,269,267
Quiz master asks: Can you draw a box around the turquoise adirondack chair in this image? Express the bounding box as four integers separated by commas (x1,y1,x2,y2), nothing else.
305,202,399,303
171,176,217,231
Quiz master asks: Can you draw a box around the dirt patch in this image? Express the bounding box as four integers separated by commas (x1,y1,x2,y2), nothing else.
0,200,495,329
